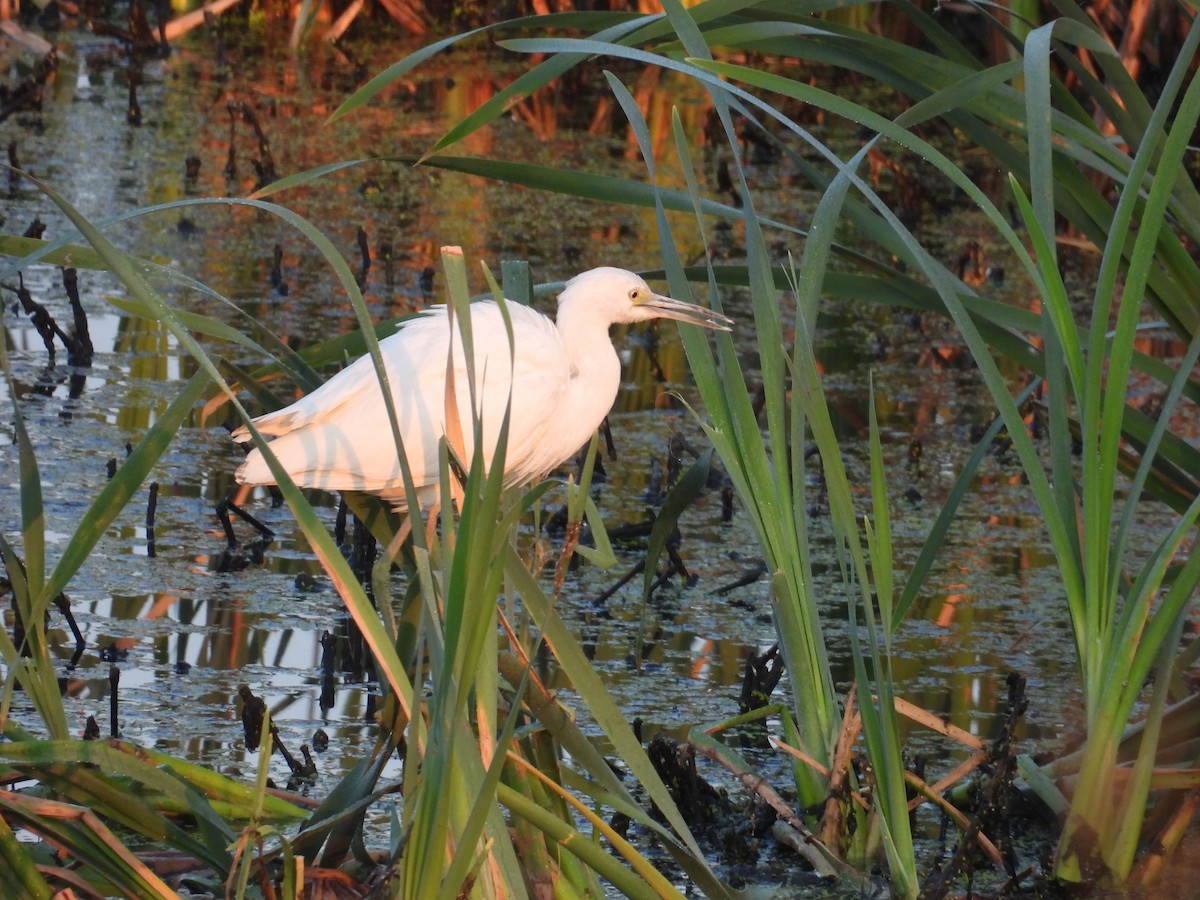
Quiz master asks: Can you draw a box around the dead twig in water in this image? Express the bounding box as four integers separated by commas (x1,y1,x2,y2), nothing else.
686,730,867,885
776,687,1004,869
820,683,865,848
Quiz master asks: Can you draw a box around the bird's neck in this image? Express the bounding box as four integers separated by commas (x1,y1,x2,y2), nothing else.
555,303,622,396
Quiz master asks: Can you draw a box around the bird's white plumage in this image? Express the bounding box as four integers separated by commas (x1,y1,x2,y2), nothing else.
233,267,731,510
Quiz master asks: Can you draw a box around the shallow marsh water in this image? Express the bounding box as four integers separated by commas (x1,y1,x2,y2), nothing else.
2,12,1192,889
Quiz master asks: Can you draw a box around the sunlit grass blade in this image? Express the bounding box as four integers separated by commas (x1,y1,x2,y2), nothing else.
509,752,688,899
0,805,52,899
0,737,318,874
12,355,44,610
496,782,679,900
852,385,918,898
0,233,109,269
436,672,529,900
0,791,176,898
412,154,772,229
0,338,66,739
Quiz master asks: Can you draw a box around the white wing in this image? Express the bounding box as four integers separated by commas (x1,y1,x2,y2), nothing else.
235,301,571,504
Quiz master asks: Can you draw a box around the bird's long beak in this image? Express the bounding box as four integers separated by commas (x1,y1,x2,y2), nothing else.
640,293,734,332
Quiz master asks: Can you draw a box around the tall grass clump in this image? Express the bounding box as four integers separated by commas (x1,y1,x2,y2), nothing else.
1009,14,1200,883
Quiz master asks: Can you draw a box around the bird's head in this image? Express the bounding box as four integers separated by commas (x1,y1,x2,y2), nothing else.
559,267,733,331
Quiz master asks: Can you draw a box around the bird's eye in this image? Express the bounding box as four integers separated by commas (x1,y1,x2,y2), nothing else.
628,288,641,302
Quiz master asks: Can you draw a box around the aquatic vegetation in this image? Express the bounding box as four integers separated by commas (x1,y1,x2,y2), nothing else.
348,0,1200,893
3,0,1199,896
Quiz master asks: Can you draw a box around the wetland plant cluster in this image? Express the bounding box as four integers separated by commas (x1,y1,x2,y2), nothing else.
3,0,1200,898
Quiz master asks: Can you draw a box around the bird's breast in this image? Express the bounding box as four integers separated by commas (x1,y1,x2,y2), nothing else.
551,345,621,438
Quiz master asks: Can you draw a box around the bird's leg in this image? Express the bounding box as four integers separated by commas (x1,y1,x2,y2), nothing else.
334,497,349,546
52,593,86,668
350,516,378,588
601,417,618,461
215,497,238,548
229,499,275,540
216,492,275,548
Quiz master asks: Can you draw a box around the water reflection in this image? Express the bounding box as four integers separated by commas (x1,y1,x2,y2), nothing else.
43,583,397,784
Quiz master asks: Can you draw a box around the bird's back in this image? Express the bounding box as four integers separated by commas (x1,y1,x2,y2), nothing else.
234,300,576,507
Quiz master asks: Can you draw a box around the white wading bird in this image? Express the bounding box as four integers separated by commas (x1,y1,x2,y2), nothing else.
232,267,732,511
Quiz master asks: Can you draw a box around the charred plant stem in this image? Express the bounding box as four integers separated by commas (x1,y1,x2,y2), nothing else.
592,558,644,607
62,267,93,366
145,481,158,558
109,666,120,737
356,226,371,289
13,275,72,363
